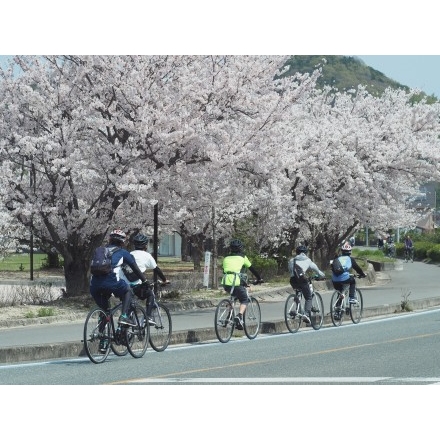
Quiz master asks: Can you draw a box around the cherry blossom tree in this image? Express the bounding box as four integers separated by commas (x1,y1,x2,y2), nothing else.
1,55,314,295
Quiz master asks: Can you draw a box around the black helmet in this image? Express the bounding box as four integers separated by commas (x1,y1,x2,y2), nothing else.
133,233,149,248
109,229,126,244
230,239,244,253
296,245,307,254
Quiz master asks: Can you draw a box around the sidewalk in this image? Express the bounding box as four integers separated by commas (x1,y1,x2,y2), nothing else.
1,260,439,364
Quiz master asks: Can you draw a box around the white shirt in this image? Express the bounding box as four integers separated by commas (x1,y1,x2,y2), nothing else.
122,250,157,285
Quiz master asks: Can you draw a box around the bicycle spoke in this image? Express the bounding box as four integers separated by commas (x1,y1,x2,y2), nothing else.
243,297,261,339
215,299,234,343
284,293,301,333
149,303,172,352
83,308,110,364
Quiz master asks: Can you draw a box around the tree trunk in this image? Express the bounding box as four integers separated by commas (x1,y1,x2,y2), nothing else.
63,255,91,297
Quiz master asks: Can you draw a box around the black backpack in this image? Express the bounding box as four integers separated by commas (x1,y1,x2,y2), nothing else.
292,258,306,282
90,246,118,276
331,257,344,276
121,263,140,282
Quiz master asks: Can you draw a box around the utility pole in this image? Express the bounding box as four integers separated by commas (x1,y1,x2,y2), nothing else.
153,203,158,286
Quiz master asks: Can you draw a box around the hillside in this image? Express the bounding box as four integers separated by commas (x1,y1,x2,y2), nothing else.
283,55,437,102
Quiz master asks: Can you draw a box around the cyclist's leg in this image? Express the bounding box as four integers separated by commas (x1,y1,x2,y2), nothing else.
348,277,356,299
234,286,249,328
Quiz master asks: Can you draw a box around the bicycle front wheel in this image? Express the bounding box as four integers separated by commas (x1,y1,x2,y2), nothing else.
330,290,344,327
83,307,110,364
244,297,261,340
125,305,150,358
284,293,301,333
214,299,234,343
310,291,324,330
349,288,363,324
149,302,172,352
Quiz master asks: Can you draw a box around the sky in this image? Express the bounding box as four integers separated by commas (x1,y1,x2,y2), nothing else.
355,55,440,98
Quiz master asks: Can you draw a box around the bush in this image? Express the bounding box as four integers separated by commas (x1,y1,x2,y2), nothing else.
426,244,440,261
249,255,278,281
413,241,432,260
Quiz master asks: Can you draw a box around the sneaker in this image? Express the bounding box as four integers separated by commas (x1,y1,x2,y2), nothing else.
333,312,341,321
99,339,108,353
349,297,357,304
119,313,136,327
289,310,297,318
302,313,311,324
234,316,244,330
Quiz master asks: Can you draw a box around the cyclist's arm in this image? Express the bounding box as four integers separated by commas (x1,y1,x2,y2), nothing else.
350,258,366,277
154,266,168,283
249,265,262,282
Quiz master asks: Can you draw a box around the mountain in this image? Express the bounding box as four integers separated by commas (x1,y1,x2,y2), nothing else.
282,55,437,103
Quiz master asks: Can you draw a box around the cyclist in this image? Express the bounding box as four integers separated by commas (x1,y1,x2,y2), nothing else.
288,245,325,324
121,233,170,326
331,242,366,319
89,229,148,350
221,239,263,330
404,235,414,260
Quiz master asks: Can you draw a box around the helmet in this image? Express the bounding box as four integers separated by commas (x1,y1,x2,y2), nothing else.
109,229,126,244
296,245,307,254
230,239,244,253
133,233,149,248
341,242,352,254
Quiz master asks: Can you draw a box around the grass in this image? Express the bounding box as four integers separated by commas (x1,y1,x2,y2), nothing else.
0,253,49,272
24,307,55,319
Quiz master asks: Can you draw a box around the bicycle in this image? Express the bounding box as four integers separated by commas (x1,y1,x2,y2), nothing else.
284,275,325,333
132,280,172,352
329,275,364,326
404,247,414,263
214,280,262,343
83,295,150,364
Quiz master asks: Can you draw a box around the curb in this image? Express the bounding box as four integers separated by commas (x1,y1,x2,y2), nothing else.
2,296,439,365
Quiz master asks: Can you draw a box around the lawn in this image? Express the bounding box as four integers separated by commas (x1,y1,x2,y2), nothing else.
0,253,49,272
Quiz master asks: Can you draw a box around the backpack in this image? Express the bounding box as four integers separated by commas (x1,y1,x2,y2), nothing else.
331,257,344,276
121,263,140,282
90,246,118,276
291,258,306,282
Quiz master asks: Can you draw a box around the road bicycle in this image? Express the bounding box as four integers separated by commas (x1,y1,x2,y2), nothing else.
83,295,149,364
214,280,262,343
284,275,325,333
404,247,414,263
132,280,172,352
330,275,364,326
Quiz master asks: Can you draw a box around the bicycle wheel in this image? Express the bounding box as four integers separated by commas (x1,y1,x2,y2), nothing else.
349,288,363,324
110,304,129,357
330,290,344,327
83,307,110,364
284,293,301,333
149,302,172,352
214,299,234,343
125,304,149,358
310,291,324,330
243,297,261,340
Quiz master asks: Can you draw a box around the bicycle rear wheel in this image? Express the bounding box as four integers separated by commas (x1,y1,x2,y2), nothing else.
349,288,363,324
244,297,261,339
330,290,344,327
214,299,234,343
284,293,301,333
149,302,172,352
110,304,129,356
83,307,110,364
310,291,324,330
125,305,149,358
